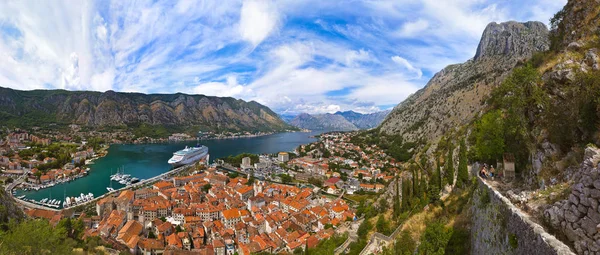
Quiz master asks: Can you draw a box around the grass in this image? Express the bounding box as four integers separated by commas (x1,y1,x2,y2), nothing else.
345,194,376,204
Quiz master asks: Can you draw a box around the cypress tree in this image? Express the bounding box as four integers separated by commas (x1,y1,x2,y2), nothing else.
394,178,400,218
457,140,469,188
412,166,417,198
446,144,455,186
420,172,427,199
436,158,442,192
401,178,409,212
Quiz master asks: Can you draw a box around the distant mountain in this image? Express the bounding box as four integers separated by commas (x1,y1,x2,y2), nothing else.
335,110,391,129
0,87,293,133
287,110,390,131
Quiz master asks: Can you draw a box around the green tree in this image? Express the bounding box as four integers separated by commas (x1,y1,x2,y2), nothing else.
0,219,76,255
279,174,292,183
395,230,416,255
418,221,452,255
457,140,469,188
445,145,454,186
472,110,505,163
435,159,442,191
202,184,212,193
376,215,389,234
394,178,401,218
357,219,372,239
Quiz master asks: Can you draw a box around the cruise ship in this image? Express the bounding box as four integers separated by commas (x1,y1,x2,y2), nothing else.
167,145,209,167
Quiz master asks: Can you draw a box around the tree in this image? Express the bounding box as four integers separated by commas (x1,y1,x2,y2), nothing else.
376,215,389,234
418,221,453,255
279,174,292,183
445,145,454,186
401,178,409,212
247,175,255,186
202,184,212,193
0,219,76,255
435,159,442,192
394,178,401,218
457,140,469,188
395,230,416,255
472,110,505,164
357,219,372,238
379,197,389,213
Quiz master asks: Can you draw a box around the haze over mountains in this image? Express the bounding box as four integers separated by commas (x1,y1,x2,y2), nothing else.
286,110,390,131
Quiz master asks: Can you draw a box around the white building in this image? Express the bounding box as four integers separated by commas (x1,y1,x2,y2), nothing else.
241,157,252,169
278,152,289,162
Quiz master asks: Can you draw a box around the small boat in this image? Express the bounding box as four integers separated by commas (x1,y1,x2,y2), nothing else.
107,187,115,192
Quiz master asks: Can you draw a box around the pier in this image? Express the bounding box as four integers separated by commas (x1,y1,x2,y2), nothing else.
11,163,196,211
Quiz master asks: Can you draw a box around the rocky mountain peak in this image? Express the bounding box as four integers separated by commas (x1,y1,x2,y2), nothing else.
380,20,549,143
474,21,549,61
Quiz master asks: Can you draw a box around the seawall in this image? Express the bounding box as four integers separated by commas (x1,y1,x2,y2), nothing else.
471,177,574,255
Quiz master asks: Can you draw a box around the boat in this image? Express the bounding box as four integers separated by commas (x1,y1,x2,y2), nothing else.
168,145,209,167
107,187,115,192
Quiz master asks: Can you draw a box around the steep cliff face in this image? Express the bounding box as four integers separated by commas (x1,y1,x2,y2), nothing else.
380,21,549,143
0,87,291,132
0,189,25,224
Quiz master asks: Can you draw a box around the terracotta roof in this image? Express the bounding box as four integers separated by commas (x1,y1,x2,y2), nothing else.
222,208,240,220
138,238,165,250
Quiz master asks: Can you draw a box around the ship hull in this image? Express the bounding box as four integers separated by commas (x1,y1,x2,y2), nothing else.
168,149,209,167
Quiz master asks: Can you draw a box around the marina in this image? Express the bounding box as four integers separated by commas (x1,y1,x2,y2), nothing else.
13,130,322,209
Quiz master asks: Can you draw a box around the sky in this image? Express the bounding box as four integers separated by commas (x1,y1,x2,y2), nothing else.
0,0,566,115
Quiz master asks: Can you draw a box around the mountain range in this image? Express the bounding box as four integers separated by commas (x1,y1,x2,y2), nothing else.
286,110,390,131
0,87,292,133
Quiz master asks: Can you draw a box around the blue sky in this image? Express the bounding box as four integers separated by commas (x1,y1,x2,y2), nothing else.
0,0,566,114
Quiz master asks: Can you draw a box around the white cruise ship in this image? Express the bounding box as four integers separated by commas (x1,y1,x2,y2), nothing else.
167,145,209,167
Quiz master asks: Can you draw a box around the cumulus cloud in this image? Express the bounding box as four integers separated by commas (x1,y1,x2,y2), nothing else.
193,76,247,98
239,0,280,46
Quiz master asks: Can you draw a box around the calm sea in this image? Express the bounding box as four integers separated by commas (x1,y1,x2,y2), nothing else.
15,131,323,202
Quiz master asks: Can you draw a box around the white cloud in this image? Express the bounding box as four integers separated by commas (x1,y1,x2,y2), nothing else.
391,56,422,79
239,0,280,46
0,0,567,115
396,19,429,37
193,76,247,98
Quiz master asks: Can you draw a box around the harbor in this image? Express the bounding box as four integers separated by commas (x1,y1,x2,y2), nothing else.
12,130,322,209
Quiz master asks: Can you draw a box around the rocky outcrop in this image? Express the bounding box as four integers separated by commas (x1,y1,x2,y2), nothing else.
475,21,550,61
0,87,291,132
380,21,549,143
544,147,600,254
0,189,25,224
472,177,575,255
552,0,600,49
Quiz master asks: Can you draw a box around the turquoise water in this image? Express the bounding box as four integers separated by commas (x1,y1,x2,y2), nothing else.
15,131,322,203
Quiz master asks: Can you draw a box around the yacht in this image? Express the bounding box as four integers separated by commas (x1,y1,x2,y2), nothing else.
167,145,209,167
